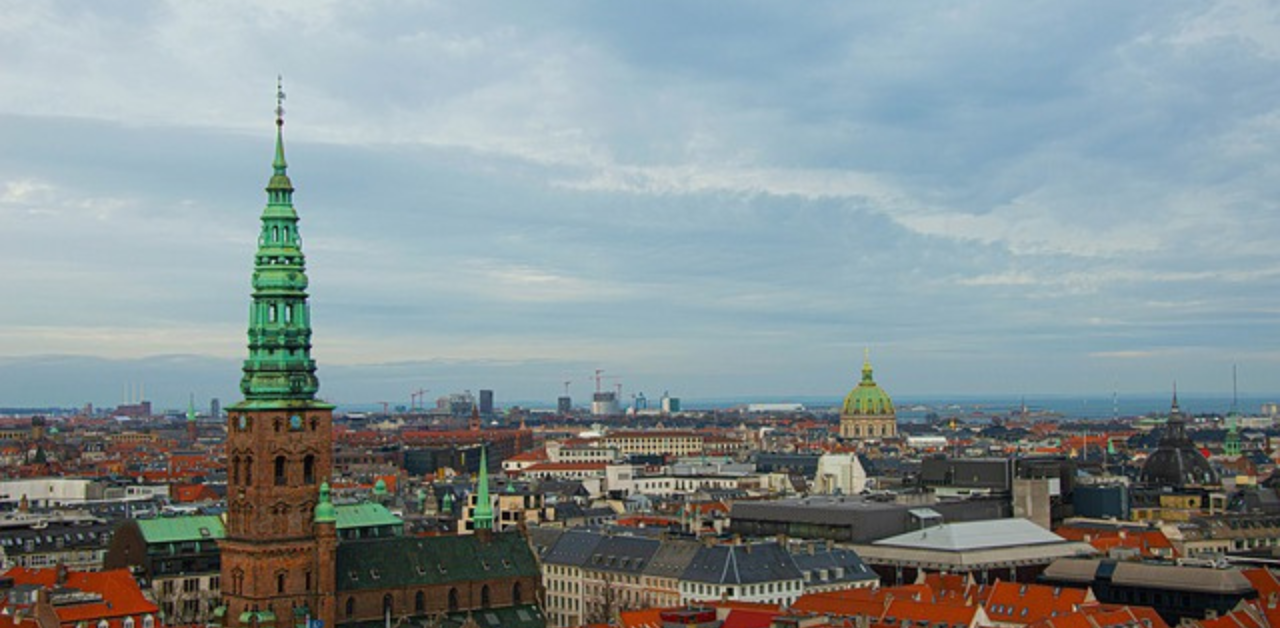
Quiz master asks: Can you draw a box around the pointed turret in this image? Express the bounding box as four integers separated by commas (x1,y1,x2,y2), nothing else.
473,445,493,531
314,482,336,524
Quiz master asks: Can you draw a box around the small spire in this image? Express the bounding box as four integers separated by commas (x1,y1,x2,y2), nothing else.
273,75,288,175
1171,381,1180,414
861,348,874,383
474,445,493,531
186,393,197,423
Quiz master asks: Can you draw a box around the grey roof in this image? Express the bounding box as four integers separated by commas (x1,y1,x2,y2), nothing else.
873,518,1065,551
681,542,802,585
540,529,605,568
584,535,661,574
789,545,877,583
527,527,565,559
643,539,701,579
729,496,1009,543
1043,558,1257,594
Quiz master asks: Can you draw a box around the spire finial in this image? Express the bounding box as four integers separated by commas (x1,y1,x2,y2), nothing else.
275,75,286,127
861,348,874,383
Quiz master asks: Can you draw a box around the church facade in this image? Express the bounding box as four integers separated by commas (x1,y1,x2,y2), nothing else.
214,89,543,628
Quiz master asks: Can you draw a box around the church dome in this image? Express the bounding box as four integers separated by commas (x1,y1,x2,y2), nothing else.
1139,396,1218,488
841,357,894,416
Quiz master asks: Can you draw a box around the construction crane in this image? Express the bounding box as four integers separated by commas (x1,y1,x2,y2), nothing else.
563,380,572,396
410,388,429,411
593,369,605,394
376,401,390,415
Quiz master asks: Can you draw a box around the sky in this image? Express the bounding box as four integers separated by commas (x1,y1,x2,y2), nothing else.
1,1,1279,410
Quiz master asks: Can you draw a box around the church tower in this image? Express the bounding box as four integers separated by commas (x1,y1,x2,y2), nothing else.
219,81,335,628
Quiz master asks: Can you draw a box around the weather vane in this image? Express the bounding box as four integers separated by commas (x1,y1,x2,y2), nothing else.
275,75,286,126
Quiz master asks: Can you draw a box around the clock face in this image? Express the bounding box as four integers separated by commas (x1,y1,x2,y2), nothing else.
290,414,302,430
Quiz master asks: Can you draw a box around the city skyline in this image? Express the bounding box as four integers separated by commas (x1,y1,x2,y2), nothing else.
2,2,1279,407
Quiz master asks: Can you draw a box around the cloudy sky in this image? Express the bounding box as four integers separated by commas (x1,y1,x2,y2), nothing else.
1,1,1279,410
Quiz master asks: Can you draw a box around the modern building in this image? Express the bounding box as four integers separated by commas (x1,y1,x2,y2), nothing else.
838,355,897,441
850,518,1096,585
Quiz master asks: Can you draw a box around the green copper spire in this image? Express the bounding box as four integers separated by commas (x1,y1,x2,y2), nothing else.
239,78,320,401
473,445,493,531
186,393,197,423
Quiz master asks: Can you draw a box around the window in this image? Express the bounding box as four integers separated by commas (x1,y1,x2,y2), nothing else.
277,572,286,594
244,457,253,484
304,455,316,484
481,585,491,609
448,588,459,612
345,598,354,619
123,618,135,628
415,591,425,614
382,594,393,616
275,456,287,486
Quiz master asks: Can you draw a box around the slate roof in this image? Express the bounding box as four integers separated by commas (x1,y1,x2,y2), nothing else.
789,545,877,583
643,539,701,579
681,542,802,585
873,518,1065,551
538,529,604,568
583,535,660,574
335,531,539,591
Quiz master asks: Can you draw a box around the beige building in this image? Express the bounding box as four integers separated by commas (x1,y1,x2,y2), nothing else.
603,430,704,456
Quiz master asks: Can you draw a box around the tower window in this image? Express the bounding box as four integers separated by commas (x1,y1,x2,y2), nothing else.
274,456,286,486
481,585,491,609
345,598,354,619
415,591,424,614
244,457,253,484
303,455,315,484
276,572,285,594
268,305,277,323
448,588,459,612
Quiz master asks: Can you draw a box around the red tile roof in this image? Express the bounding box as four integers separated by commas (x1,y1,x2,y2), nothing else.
2,567,157,628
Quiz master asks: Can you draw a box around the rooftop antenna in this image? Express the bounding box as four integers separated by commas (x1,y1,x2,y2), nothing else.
1232,364,1239,414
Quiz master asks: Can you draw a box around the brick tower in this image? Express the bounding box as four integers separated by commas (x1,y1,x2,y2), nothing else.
219,80,335,628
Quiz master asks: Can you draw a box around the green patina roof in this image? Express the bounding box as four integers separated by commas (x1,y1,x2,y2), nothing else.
334,502,402,530
841,355,895,417
336,532,539,591
137,515,226,544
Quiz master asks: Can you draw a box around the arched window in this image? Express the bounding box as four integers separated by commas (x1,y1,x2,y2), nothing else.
269,304,277,323
448,588,459,612
231,456,240,485
305,570,312,592
512,582,523,605
275,456,287,486
142,616,154,628
123,617,134,628
345,598,354,619
244,457,253,484
285,304,293,324
272,226,280,242
277,572,286,594
481,584,490,609
303,455,316,484
414,591,424,614
382,594,393,617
